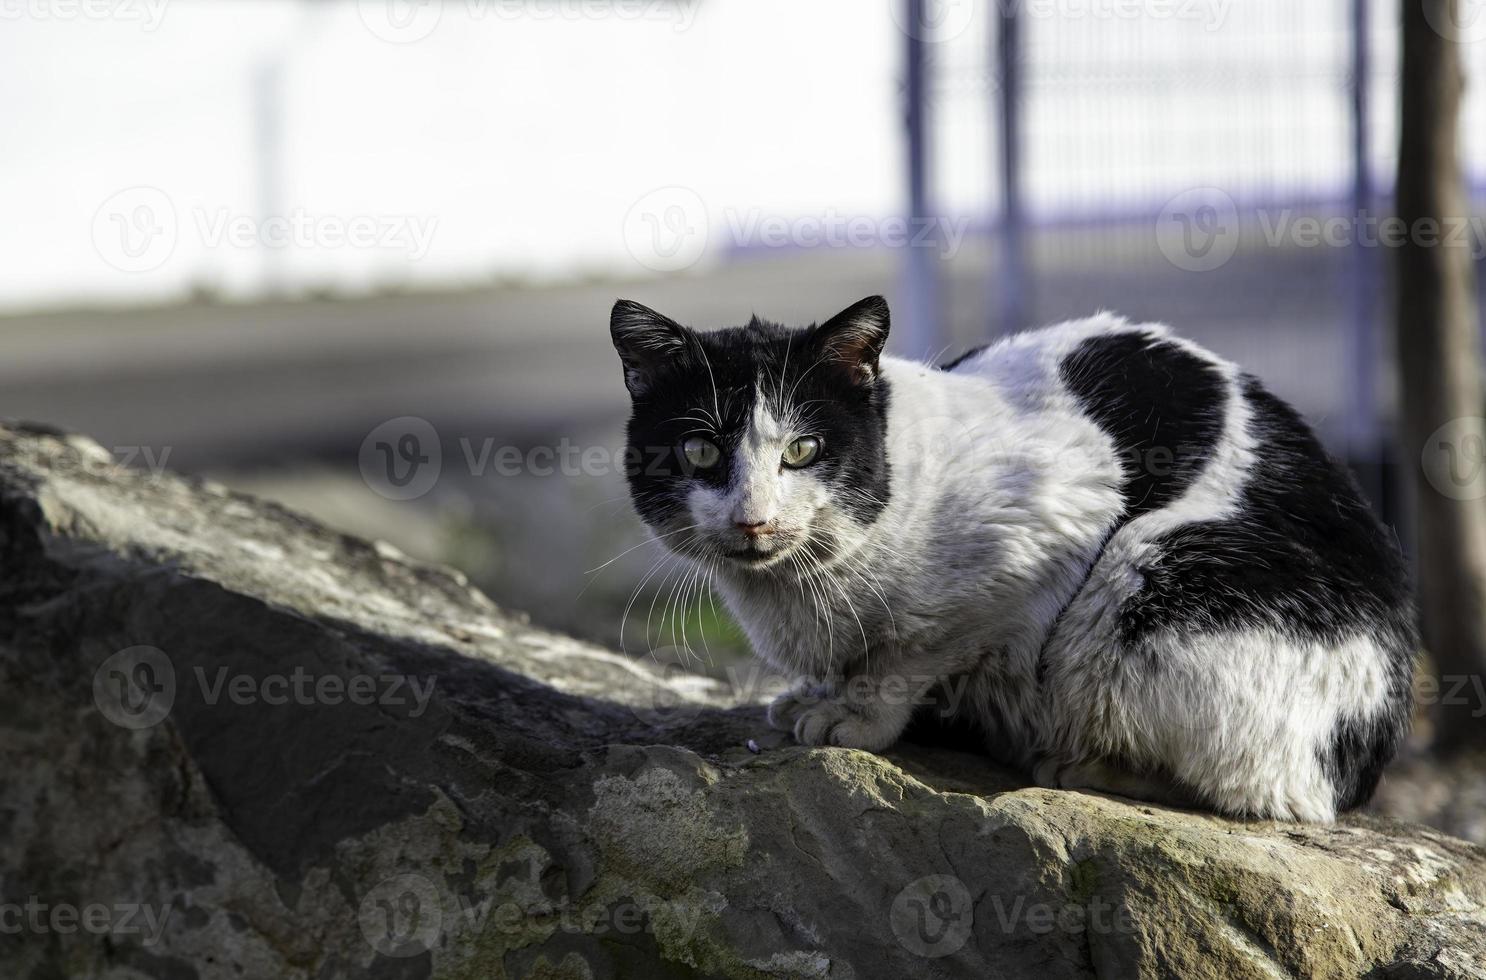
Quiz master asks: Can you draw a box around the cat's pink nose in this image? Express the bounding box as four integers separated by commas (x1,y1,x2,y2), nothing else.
734,519,774,537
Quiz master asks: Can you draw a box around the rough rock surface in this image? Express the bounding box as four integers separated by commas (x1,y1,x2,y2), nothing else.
2,421,1485,980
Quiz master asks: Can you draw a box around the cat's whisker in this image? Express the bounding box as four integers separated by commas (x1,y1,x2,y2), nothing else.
697,342,725,431
586,523,702,576
649,562,684,655
619,548,682,657
695,562,718,669
788,548,831,663
647,542,703,657
803,541,870,668
677,558,707,664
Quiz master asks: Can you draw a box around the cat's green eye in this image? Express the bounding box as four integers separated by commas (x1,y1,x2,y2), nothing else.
782,436,821,469
681,436,721,470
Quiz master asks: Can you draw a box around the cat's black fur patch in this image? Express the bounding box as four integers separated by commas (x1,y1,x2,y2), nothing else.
1116,378,1414,643
621,314,893,530
1059,332,1227,520
1112,376,1416,811
1323,703,1410,812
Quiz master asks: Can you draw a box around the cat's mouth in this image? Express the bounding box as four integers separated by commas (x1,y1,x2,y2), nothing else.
722,546,779,565
719,535,799,568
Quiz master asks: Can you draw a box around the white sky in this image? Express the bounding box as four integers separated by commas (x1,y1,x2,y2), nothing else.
0,0,1479,312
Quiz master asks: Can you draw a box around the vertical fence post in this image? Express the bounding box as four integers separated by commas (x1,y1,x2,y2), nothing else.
902,0,940,359
251,56,285,296
996,0,1027,336
1346,0,1382,509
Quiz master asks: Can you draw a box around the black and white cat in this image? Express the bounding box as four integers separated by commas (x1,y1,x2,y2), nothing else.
610,295,1415,822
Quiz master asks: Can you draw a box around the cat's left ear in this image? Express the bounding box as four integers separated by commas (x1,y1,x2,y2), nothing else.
814,295,890,386
610,299,691,397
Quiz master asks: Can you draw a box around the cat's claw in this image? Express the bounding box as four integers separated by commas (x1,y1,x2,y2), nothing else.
790,699,901,752
766,684,826,733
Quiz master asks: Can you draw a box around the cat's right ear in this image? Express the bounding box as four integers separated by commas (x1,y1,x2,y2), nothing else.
610,300,690,398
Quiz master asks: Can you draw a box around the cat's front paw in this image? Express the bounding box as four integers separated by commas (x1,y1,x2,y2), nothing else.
766,681,830,733
789,698,906,752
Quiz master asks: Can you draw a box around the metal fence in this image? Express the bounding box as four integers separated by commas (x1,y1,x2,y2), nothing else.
901,0,1486,523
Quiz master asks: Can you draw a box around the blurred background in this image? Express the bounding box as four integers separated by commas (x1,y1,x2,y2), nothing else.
4,0,1485,824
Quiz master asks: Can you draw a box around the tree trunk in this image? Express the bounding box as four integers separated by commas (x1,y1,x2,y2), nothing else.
1396,0,1486,752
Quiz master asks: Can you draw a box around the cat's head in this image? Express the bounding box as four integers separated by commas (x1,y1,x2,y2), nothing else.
610,296,892,572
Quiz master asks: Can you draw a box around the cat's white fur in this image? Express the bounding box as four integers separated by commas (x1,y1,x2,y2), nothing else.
693,313,1396,822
